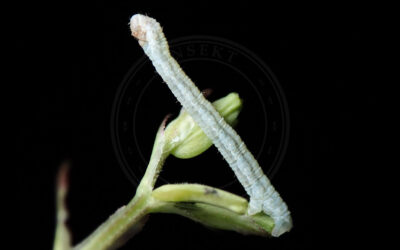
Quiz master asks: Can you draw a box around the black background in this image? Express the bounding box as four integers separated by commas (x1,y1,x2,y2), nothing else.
16,1,377,249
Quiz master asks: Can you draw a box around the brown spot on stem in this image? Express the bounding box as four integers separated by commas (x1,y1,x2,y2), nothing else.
204,187,218,195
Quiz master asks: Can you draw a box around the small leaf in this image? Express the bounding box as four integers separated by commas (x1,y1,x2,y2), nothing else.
150,183,274,236
152,183,248,214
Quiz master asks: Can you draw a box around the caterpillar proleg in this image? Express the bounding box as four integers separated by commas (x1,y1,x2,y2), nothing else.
129,14,292,237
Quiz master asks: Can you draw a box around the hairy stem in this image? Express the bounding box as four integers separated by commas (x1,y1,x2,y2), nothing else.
74,196,150,250
73,121,168,250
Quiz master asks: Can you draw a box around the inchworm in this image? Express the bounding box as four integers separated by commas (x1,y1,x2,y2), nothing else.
129,14,292,236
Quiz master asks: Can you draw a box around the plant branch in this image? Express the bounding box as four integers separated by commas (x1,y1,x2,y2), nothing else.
57,92,273,250
149,184,274,236
73,120,169,250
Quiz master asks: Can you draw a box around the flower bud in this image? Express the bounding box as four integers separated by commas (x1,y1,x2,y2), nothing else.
164,92,242,159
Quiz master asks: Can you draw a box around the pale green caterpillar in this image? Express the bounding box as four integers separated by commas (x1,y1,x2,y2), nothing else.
129,14,292,237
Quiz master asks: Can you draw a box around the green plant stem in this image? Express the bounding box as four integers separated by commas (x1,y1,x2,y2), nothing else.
136,121,170,194
74,195,149,250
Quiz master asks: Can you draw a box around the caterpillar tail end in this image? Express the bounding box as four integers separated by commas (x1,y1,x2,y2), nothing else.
271,214,292,237
248,198,293,237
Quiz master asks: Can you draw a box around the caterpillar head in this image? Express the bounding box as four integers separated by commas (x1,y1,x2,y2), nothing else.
130,14,162,47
